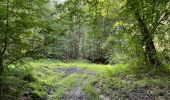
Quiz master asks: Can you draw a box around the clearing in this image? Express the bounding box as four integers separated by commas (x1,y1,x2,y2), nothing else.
21,59,170,100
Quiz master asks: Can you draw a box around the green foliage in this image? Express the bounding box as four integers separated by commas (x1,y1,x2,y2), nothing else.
0,63,33,99
0,0,53,66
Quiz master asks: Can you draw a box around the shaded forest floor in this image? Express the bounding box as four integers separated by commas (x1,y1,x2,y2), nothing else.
6,59,169,100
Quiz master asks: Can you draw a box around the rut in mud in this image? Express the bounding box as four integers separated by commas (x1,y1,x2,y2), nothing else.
61,78,89,100
56,67,96,75
57,67,94,100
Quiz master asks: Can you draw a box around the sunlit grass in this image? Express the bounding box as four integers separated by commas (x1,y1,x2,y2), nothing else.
53,74,89,99
3,58,169,100
28,59,129,76
27,59,125,99
14,59,170,99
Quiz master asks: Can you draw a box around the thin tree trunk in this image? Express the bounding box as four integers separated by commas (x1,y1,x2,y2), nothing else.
0,54,4,99
0,0,9,98
0,55,3,74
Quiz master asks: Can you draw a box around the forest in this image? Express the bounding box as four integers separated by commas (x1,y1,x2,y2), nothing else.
0,0,170,100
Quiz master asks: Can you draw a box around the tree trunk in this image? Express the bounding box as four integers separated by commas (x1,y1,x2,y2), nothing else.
0,0,9,98
135,10,161,67
0,56,3,75
0,54,4,99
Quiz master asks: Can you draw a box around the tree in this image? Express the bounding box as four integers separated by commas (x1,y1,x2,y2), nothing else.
0,0,50,98
124,0,170,67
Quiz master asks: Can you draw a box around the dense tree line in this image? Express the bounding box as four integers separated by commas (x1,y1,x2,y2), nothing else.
45,0,170,67
1,0,169,69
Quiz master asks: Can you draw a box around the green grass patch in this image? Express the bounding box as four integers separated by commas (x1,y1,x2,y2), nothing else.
53,74,82,99
83,83,100,100
5,59,169,99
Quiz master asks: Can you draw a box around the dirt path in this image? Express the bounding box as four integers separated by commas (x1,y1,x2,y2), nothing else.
56,67,95,100
61,78,89,100
47,67,110,100
95,84,110,100
57,67,96,75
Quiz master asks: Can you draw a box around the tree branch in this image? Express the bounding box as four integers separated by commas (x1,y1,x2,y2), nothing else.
152,11,170,33
1,0,10,56
5,47,42,66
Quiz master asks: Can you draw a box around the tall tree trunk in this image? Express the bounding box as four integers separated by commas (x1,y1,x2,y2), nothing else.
135,10,160,67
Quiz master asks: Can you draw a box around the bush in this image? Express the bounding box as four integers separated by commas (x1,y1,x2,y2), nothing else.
0,63,34,99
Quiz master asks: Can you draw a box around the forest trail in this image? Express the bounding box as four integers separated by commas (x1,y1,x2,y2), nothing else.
51,67,160,100
25,60,170,100
44,67,109,100
57,67,96,75
24,60,116,100
56,67,97,100
61,77,88,100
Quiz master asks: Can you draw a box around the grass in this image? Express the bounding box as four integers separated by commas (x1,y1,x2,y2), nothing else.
95,64,170,100
25,59,119,99
28,59,129,75
53,74,80,99
3,59,170,99
83,83,100,100
25,59,117,99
